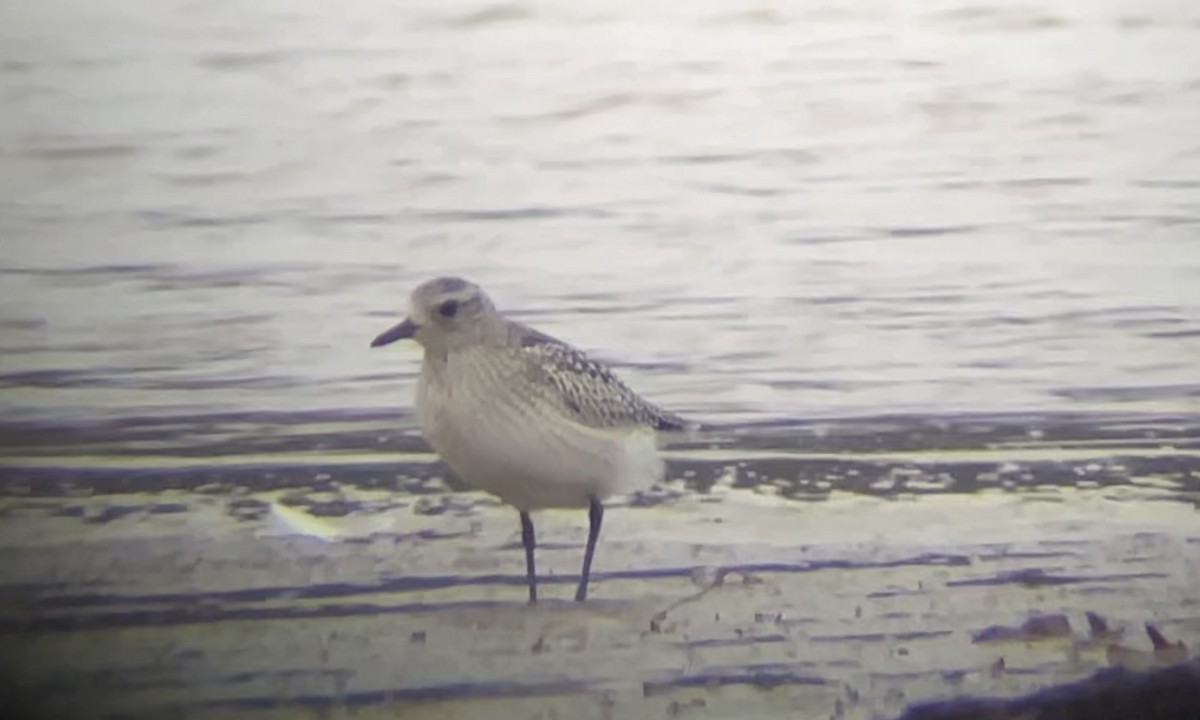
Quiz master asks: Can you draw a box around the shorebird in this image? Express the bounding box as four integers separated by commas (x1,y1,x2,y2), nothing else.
371,276,691,603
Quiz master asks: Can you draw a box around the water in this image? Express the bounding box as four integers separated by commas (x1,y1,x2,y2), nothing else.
2,1,1199,718
2,0,1199,428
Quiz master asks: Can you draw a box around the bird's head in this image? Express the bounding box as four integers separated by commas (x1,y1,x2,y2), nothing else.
370,276,499,353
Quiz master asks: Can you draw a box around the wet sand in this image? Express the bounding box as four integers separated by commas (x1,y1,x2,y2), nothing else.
1,416,1197,720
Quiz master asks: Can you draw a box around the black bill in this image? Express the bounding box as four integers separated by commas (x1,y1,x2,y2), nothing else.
370,317,417,347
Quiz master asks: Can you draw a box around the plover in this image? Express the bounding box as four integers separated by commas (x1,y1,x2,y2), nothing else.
371,276,691,603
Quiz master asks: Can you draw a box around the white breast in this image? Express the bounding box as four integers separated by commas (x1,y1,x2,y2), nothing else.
416,350,665,510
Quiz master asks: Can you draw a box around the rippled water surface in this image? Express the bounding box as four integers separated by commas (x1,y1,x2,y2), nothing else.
3,0,1199,425
2,1,1200,718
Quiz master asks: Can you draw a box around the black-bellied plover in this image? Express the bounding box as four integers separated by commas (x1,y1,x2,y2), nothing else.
371,276,691,603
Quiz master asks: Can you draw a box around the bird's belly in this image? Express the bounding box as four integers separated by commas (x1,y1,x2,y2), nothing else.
418,388,662,510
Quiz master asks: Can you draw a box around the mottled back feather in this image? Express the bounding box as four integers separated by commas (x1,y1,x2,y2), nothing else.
516,326,689,432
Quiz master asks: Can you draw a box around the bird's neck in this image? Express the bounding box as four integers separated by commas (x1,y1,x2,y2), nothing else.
420,316,512,366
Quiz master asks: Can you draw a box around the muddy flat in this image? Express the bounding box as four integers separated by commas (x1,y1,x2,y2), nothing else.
1,414,1197,719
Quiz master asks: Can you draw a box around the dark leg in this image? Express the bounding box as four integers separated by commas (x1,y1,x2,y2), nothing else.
520,511,537,604
575,497,604,602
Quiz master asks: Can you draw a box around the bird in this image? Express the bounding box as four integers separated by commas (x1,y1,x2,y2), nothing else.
370,276,692,603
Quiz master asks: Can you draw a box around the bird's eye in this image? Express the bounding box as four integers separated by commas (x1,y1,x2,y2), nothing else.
438,299,459,318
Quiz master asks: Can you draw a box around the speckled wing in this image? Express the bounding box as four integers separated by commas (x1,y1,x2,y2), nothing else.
517,327,690,431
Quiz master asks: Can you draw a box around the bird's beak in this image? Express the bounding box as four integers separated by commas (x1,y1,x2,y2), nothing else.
370,317,418,347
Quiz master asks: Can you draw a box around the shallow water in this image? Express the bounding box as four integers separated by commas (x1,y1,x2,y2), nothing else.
2,1,1200,718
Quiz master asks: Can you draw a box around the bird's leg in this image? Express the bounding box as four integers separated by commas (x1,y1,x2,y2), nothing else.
575,496,604,602
519,511,538,604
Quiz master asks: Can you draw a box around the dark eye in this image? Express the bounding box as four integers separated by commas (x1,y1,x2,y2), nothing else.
438,299,459,318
